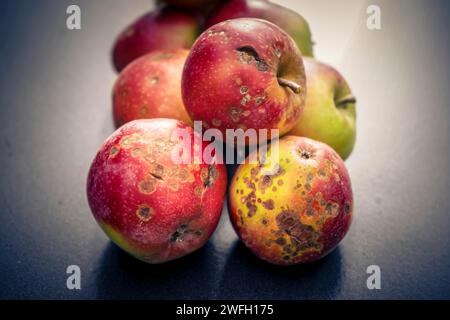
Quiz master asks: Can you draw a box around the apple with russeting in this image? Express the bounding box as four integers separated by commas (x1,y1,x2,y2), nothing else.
206,0,314,57
289,58,356,160
182,18,306,143
113,49,192,128
87,119,227,263
112,6,199,72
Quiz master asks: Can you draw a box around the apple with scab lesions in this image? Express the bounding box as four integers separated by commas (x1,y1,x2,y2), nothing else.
87,119,227,263
206,0,314,57
289,58,357,160
112,6,199,72
113,49,192,128
228,136,353,265
182,18,306,143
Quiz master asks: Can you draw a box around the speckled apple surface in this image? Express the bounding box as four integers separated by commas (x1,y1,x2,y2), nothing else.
0,0,450,299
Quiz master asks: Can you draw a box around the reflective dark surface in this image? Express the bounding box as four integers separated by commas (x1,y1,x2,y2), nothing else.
0,0,449,299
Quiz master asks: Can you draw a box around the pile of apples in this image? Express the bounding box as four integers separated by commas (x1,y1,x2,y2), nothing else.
87,0,356,266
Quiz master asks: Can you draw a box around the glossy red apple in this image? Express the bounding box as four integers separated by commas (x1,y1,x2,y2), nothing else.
113,49,192,128
112,7,199,72
182,18,306,142
87,119,227,263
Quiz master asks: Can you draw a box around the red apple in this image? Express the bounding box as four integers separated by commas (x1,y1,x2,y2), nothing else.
112,7,199,72
113,49,192,128
228,136,353,265
182,18,306,142
87,119,227,263
207,0,314,57
159,0,220,8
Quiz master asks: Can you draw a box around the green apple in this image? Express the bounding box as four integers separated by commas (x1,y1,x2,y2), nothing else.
289,58,356,160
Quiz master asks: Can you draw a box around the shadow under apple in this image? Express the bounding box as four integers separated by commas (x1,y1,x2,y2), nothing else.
95,240,221,299
216,240,343,299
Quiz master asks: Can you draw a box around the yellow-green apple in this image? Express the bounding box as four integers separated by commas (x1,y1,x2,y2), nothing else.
206,0,314,57
289,58,356,160
112,49,192,128
87,119,227,263
112,7,199,72
182,18,306,142
228,136,353,265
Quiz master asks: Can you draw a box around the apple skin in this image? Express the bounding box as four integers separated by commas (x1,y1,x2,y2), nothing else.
112,7,199,72
206,0,314,57
182,18,306,142
87,119,227,263
113,49,192,128
289,58,356,160
228,136,353,265
159,0,220,8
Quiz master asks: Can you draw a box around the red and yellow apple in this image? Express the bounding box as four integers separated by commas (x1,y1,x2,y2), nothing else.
87,119,227,263
207,0,314,57
289,58,357,160
182,18,306,141
112,7,199,72
112,49,192,128
228,136,353,265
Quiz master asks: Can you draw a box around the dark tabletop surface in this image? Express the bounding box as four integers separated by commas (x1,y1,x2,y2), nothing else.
0,0,449,299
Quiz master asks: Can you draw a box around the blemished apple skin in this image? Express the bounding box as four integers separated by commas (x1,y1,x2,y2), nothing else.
206,0,314,57
289,58,357,160
182,18,306,141
87,119,227,264
112,7,199,72
113,50,192,128
228,136,353,265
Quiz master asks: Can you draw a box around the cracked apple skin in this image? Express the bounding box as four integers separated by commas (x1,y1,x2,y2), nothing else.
87,119,227,263
113,49,192,128
181,18,306,142
112,7,199,72
228,136,353,265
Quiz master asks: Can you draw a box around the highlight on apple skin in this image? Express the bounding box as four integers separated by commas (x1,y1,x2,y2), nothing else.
87,119,227,263
112,6,199,72
228,136,353,266
182,18,306,143
206,0,314,57
289,58,357,160
113,49,192,128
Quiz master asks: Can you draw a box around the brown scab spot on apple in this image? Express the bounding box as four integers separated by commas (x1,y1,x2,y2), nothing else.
202,164,218,188
262,199,275,210
139,105,148,116
109,145,120,158
136,204,153,222
150,163,165,180
148,75,159,85
241,94,251,106
139,179,156,194
170,224,203,243
258,175,273,192
240,86,249,94
236,46,269,72
229,107,242,122
276,209,321,253
212,118,222,127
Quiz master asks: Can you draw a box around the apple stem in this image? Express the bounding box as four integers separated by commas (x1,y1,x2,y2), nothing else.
336,95,357,108
278,78,302,94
